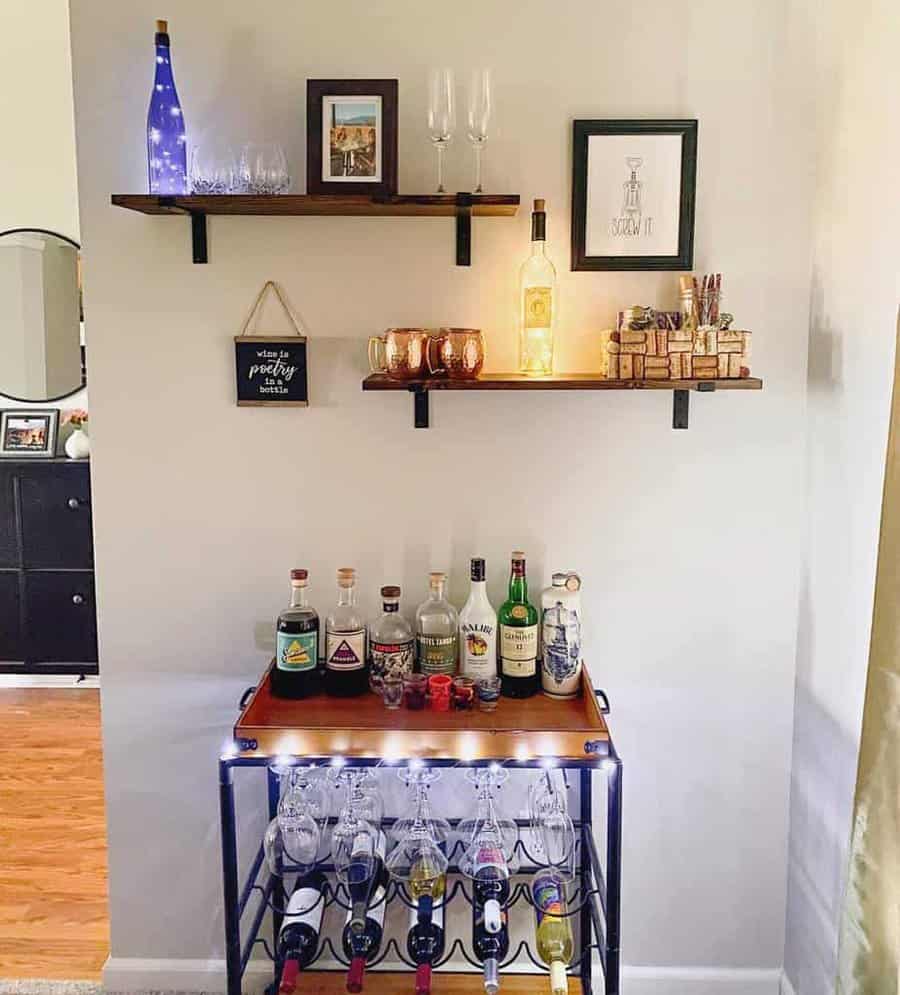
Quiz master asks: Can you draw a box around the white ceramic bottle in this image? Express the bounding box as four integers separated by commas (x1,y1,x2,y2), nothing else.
540,573,582,698
459,557,497,681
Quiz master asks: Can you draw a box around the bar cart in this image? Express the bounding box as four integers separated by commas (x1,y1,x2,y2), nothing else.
220,667,622,995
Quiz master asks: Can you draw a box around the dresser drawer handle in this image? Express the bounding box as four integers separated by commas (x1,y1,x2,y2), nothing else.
67,497,81,510
72,594,85,606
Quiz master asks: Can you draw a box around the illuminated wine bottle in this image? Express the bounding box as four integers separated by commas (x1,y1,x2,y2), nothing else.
276,870,326,993
146,19,187,194
519,199,556,376
342,876,388,994
532,870,574,995
407,896,445,995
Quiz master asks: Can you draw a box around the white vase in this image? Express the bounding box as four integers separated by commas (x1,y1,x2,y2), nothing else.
64,428,90,460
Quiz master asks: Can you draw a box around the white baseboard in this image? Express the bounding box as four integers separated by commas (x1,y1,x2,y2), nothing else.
103,958,784,994
0,673,99,689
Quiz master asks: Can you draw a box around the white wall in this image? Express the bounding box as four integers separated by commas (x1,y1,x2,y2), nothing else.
68,1,815,990
783,1,900,992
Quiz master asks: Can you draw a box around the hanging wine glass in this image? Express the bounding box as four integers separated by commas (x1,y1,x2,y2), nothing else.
466,69,492,193
427,69,455,194
458,766,520,876
527,769,576,881
263,764,326,876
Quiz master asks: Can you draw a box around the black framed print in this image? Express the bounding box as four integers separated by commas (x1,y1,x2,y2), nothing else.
571,119,697,271
306,79,398,196
0,410,59,457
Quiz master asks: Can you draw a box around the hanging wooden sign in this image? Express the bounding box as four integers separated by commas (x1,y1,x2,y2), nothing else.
234,281,308,407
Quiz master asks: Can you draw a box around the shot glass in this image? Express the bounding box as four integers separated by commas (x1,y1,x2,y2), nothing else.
452,675,476,710
403,673,428,711
428,674,452,712
476,675,501,711
382,675,403,710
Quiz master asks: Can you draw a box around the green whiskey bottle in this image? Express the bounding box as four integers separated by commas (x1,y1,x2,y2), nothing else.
498,551,540,698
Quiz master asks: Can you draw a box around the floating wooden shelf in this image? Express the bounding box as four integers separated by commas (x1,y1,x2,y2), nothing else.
362,373,764,429
110,192,520,265
233,664,609,761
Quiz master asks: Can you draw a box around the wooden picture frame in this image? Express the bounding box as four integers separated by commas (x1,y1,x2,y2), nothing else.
306,79,398,196
571,119,697,271
0,409,60,457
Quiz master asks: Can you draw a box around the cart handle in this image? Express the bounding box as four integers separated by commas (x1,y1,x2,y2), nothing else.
594,688,611,714
238,686,256,711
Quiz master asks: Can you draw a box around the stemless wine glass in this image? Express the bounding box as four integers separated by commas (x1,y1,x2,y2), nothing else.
239,142,291,194
427,69,455,193
190,143,238,194
466,69,492,193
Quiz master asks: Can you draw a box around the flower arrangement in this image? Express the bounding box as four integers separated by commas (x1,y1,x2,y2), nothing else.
63,409,89,429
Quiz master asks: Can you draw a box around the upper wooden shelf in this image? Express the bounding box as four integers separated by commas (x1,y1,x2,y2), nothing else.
233,665,609,763
362,373,763,429
110,193,520,266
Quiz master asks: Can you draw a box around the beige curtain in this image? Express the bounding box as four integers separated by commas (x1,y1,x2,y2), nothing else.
836,323,900,995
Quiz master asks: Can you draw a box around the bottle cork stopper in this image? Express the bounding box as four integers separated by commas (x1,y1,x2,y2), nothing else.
290,568,308,583
429,571,446,585
381,585,401,598
156,19,168,32
533,198,545,212
511,550,526,560
679,274,694,293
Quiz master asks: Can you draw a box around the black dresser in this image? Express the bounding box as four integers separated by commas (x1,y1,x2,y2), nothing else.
0,459,98,674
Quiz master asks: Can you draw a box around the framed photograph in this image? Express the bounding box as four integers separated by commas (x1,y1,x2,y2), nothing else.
306,79,398,196
571,119,697,271
0,410,60,457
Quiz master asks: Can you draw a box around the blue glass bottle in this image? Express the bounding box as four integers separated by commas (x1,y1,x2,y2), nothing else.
147,19,187,194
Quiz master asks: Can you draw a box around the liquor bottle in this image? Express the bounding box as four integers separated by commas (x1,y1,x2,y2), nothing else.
540,573,582,700
347,829,387,934
472,890,509,995
532,870,574,995
407,897,445,995
146,20,188,195
342,875,388,994
273,569,320,699
325,568,368,697
415,572,458,676
369,585,415,691
459,558,497,681
276,869,327,993
498,552,539,698
519,199,557,376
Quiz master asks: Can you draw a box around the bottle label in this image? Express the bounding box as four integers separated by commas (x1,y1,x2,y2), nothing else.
525,287,552,328
532,872,564,927
276,631,318,672
460,622,496,679
500,624,537,677
371,638,415,683
281,885,324,934
417,634,457,675
474,844,507,876
326,628,366,671
541,601,581,697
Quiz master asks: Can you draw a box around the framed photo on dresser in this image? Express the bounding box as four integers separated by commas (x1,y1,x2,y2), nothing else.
571,119,697,271
0,409,60,457
306,79,399,196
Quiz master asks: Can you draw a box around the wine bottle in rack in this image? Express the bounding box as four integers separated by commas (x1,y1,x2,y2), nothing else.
348,829,387,933
471,839,510,933
472,890,509,995
406,895,445,995
343,873,388,994
531,870,574,995
276,869,327,994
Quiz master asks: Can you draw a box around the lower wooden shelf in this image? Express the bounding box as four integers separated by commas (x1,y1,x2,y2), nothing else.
287,972,581,994
362,373,763,429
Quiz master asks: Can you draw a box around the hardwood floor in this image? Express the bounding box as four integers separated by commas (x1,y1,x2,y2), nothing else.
0,689,108,979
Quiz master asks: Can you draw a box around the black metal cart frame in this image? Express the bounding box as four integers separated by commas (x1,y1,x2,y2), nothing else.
219,691,622,995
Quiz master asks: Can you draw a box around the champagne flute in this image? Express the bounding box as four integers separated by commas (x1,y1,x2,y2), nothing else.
427,69,455,194
466,69,492,193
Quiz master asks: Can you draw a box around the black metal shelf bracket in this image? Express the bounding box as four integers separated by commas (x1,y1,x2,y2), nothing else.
191,212,208,264
412,387,430,428
673,381,717,429
455,191,473,266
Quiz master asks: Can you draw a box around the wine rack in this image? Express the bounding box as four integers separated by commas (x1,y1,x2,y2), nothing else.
220,670,622,995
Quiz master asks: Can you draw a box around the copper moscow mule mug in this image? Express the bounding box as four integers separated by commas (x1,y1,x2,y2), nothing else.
426,328,485,379
367,328,430,379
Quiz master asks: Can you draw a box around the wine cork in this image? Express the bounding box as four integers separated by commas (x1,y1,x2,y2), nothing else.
156,19,168,32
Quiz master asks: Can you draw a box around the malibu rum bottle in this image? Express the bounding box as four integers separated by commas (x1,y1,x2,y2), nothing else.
272,569,320,699
519,199,556,376
498,552,539,698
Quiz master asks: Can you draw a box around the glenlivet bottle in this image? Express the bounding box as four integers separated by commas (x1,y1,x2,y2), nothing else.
325,568,368,696
416,572,458,676
459,558,497,681
273,569,320,699
519,199,556,376
498,552,539,697
146,20,188,194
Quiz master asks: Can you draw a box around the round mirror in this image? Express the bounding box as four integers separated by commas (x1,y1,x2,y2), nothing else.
0,228,85,402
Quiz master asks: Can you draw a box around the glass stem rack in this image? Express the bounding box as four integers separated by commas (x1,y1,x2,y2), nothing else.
220,668,622,994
